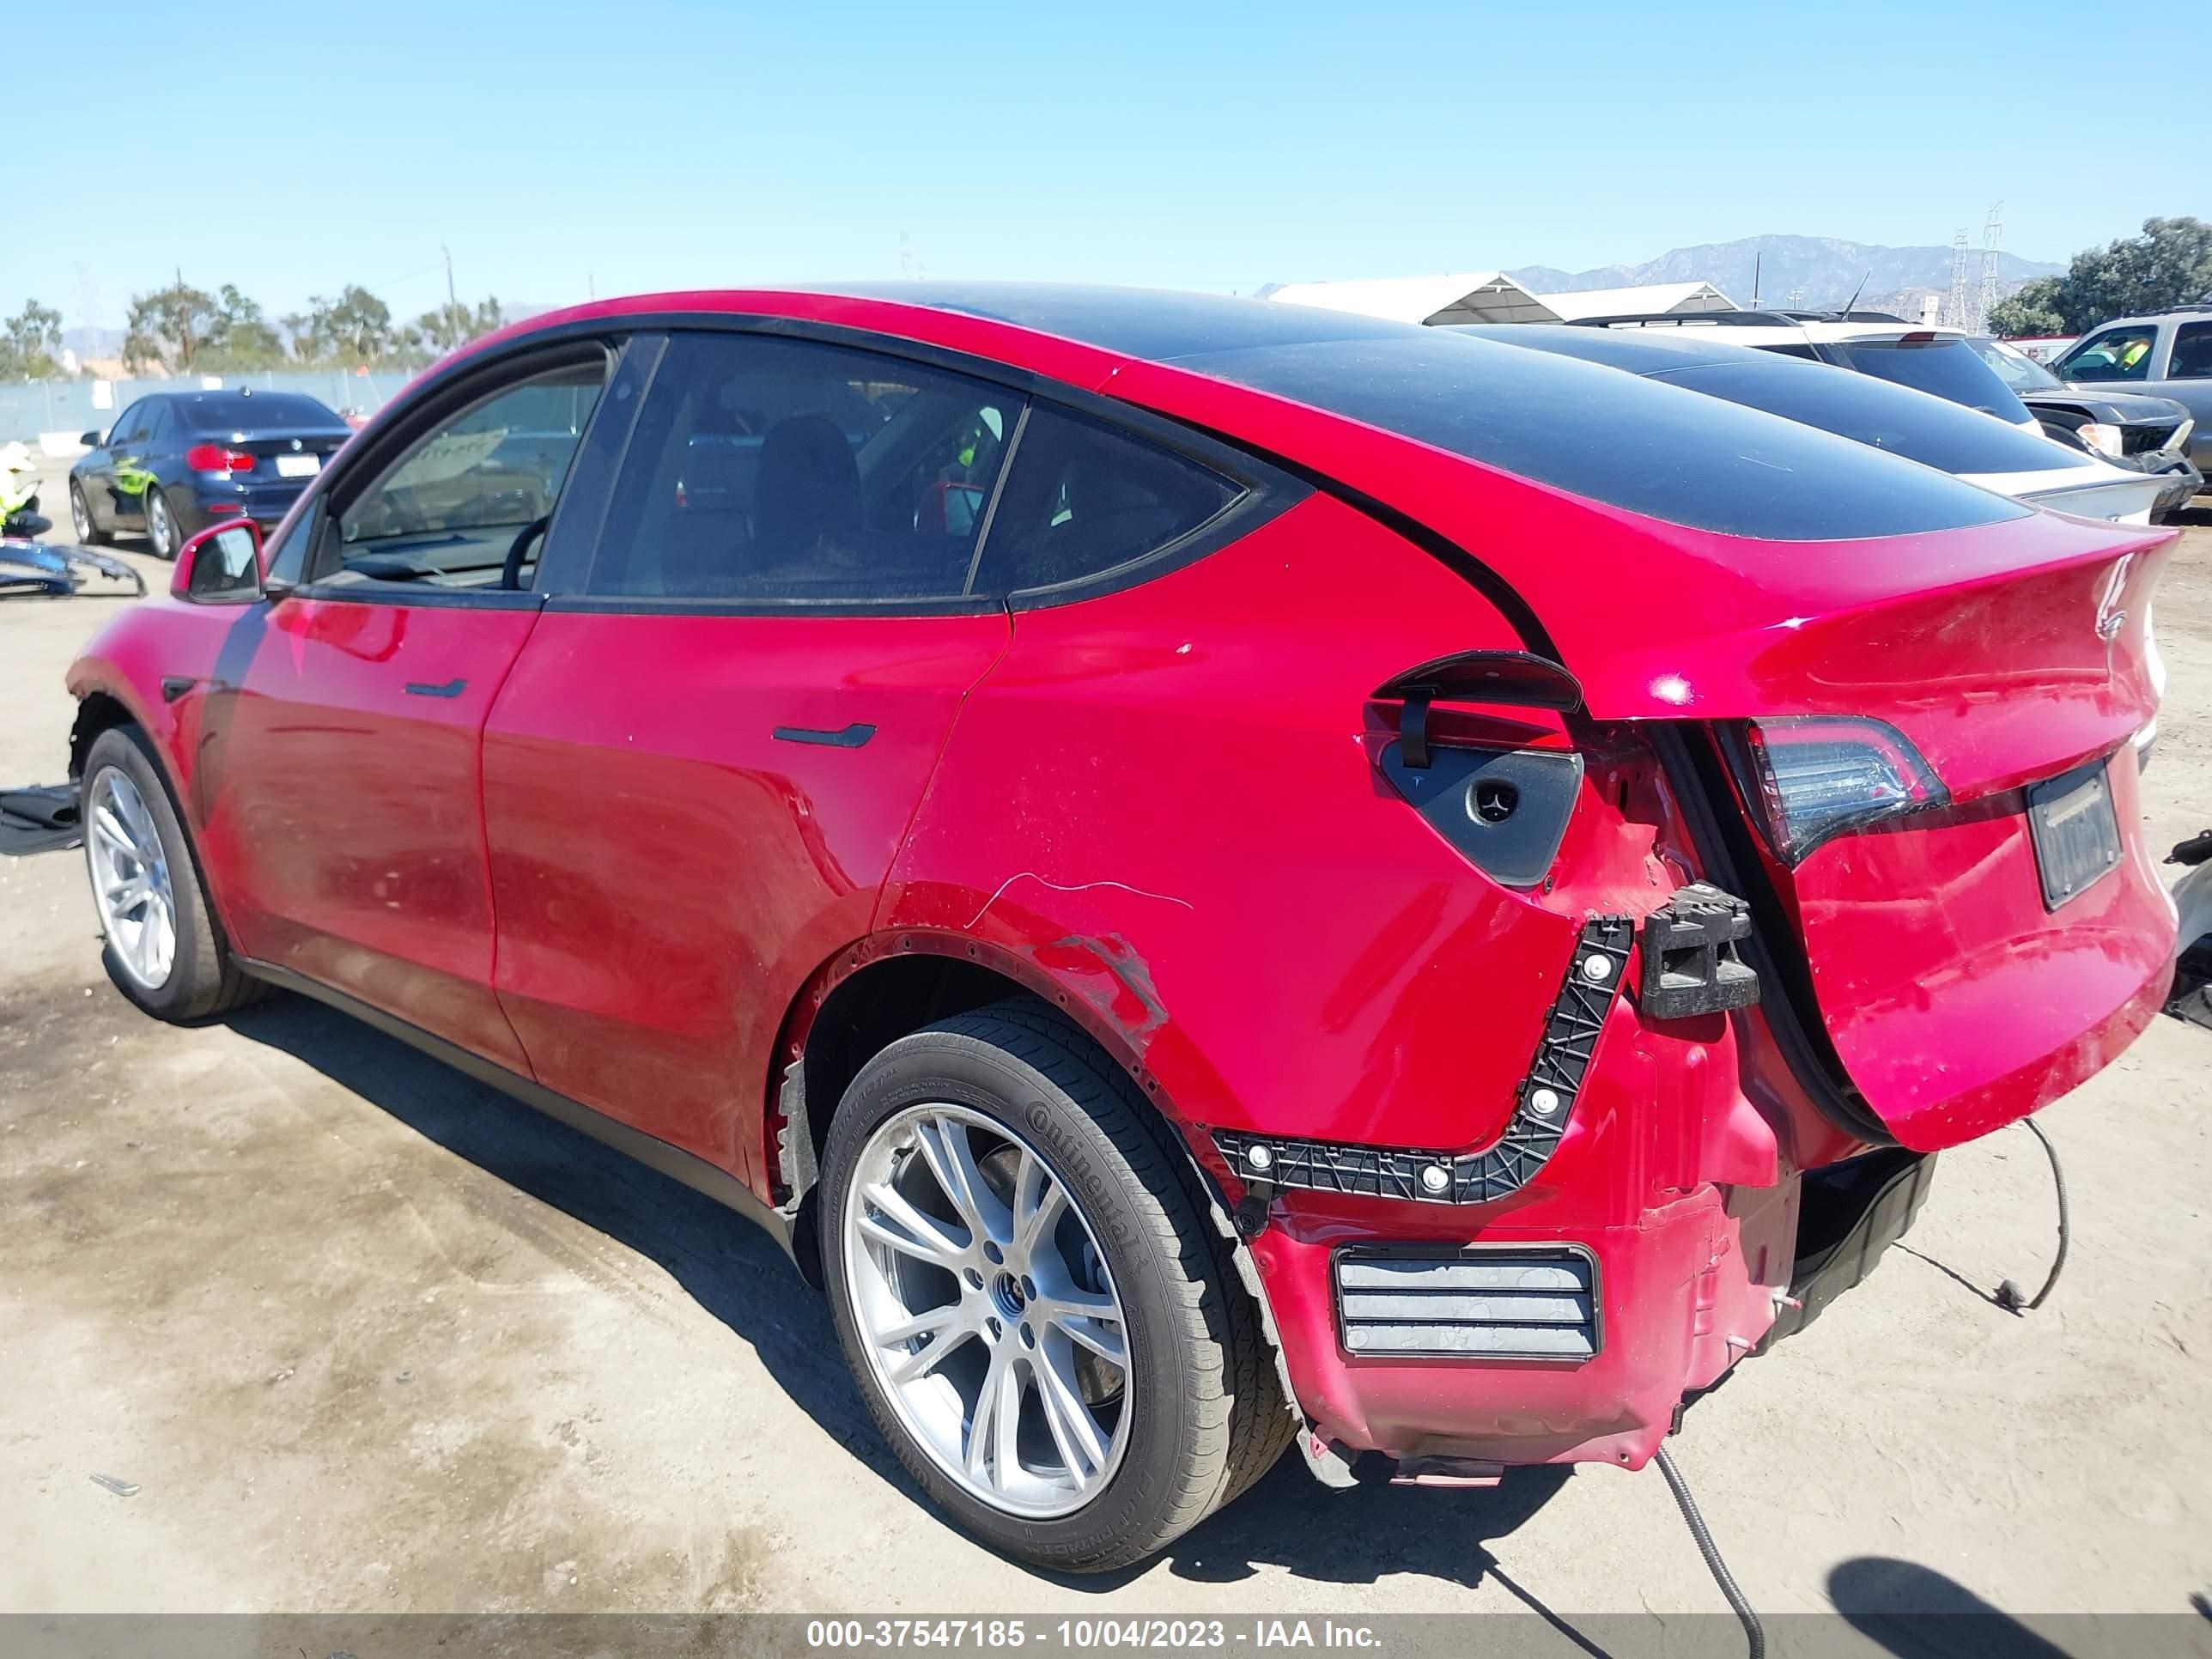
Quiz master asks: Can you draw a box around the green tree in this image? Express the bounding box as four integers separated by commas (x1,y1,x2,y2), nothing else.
1986,277,2067,340
1987,216,2212,337
286,286,398,367
203,285,287,369
406,295,505,360
124,280,222,374
0,300,64,379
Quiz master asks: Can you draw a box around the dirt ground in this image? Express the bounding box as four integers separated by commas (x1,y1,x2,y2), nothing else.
3,484,2210,1634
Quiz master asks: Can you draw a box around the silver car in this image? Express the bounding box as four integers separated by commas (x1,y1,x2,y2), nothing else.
2051,307,2212,474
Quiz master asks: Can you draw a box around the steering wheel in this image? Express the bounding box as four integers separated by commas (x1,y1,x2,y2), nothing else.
501,515,551,591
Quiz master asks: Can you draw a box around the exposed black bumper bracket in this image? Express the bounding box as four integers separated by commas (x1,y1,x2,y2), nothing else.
1211,913,1632,1206
1639,882,1760,1020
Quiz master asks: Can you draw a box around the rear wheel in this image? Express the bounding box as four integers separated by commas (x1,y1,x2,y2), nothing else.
68,480,107,545
144,489,179,559
82,726,258,1021
820,1005,1290,1571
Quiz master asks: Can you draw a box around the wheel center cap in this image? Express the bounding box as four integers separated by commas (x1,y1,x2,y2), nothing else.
990,1272,1026,1320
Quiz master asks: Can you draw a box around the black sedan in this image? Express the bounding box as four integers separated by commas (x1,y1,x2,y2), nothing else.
69,390,353,558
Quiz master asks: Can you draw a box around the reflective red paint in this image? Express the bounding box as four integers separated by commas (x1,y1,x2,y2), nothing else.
64,286,2179,1482
481,610,1011,1181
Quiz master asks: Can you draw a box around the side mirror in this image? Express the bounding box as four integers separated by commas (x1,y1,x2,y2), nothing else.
172,520,265,605
79,429,105,448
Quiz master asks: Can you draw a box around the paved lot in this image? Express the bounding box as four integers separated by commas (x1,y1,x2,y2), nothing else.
3,489,2210,1632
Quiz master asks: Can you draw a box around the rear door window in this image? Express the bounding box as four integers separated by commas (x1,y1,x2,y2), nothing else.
2061,325,2158,383
2168,322,2212,380
969,404,1240,596
584,332,1017,605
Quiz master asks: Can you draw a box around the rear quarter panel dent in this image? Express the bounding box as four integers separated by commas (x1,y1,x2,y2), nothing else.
879,495,1591,1159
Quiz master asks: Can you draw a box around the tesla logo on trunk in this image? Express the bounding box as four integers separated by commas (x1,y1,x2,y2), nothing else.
2096,556,2133,650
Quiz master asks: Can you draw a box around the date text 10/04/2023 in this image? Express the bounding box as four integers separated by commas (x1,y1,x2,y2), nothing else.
804,1620,1384,1650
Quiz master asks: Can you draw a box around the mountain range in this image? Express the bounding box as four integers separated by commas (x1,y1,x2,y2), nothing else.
1509,234,2062,316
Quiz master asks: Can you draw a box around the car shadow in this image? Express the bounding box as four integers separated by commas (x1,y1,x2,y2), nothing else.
221,990,1583,1602
1125,1456,1580,1599
222,992,922,1498
1827,1557,2072,1657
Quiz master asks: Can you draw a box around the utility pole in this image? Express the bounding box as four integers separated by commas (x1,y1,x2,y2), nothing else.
443,245,459,321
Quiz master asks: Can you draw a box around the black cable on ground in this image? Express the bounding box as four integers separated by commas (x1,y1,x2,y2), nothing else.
1995,1115,2069,1314
1653,1445,1765,1659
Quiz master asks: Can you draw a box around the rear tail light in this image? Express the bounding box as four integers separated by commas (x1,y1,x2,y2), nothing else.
185,443,255,473
1735,716,1947,862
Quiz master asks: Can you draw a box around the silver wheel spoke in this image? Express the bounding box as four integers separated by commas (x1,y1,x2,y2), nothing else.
116,785,158,854
1032,1284,1116,1323
1052,1310,1126,1367
966,1337,1019,1484
858,1182,969,1267
91,807,137,861
915,1116,1008,1246
881,1306,972,1383
1032,1342,1109,1477
1012,1153,1066,1260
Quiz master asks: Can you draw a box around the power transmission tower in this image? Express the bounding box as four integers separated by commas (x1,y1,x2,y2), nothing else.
1974,203,2002,333
1945,228,1971,330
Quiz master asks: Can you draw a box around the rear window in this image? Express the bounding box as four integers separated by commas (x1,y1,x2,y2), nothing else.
182,392,345,433
969,404,1240,595
1170,333,2030,540
1816,339,2033,423
1652,360,2092,478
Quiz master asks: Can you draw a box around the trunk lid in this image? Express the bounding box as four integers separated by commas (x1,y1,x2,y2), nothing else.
1683,526,2177,1151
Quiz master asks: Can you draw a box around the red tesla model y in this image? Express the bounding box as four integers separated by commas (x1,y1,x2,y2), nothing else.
64,286,2176,1569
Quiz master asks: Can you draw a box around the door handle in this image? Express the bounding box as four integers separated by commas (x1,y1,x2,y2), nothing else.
772,722,876,748
404,678,468,699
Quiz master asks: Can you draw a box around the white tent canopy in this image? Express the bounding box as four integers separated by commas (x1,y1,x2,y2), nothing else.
1263,271,1559,326
1539,282,1735,320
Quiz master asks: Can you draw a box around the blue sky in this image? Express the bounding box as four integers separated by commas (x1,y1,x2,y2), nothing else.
13,0,2173,332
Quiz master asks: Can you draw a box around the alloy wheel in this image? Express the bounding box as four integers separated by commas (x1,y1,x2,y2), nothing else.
146,493,175,558
86,769,176,989
842,1103,1131,1518
69,483,92,542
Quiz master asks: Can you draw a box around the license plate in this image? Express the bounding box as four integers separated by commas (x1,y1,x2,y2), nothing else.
2026,758,2121,911
275,453,320,478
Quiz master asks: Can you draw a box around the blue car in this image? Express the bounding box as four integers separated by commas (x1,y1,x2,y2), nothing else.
69,390,353,558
